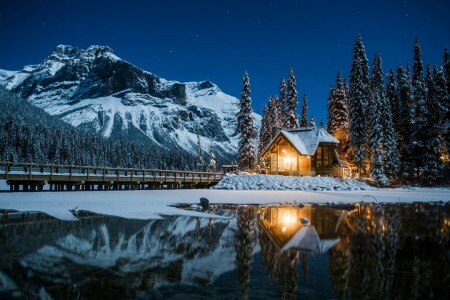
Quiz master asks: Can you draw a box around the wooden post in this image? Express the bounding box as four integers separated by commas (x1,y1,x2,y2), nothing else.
131,168,133,182
69,165,72,181
29,163,32,180
103,168,106,181
50,164,53,181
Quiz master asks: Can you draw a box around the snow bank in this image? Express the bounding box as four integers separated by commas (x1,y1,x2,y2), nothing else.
213,174,376,191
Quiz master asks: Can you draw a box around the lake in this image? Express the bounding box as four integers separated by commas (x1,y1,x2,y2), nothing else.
0,202,449,299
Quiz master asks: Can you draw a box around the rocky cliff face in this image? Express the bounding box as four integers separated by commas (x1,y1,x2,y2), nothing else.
0,45,260,159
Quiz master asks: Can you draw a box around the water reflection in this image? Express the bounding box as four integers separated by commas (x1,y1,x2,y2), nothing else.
0,203,448,299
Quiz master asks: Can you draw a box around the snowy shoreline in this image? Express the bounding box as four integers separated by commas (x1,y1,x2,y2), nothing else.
0,185,449,221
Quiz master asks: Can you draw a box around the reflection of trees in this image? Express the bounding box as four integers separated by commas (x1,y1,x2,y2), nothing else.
329,203,449,300
234,206,257,300
329,235,350,299
258,223,300,299
279,250,300,300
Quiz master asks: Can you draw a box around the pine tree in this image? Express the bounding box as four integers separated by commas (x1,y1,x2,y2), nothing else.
258,104,271,161
349,35,370,175
442,48,450,161
328,72,350,156
369,54,388,184
278,78,288,127
208,143,217,172
236,72,258,170
310,115,316,127
267,95,278,131
196,133,204,171
422,66,446,184
386,69,400,134
444,48,450,94
411,39,428,182
301,93,308,127
285,68,300,128
396,65,415,181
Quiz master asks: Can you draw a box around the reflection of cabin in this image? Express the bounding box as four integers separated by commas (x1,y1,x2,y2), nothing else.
262,127,350,177
259,205,341,253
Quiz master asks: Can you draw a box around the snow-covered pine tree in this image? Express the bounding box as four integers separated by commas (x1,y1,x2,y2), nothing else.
380,69,399,180
396,65,415,181
236,72,258,170
422,66,446,185
258,103,271,162
267,95,278,131
196,133,204,171
349,35,370,175
442,48,450,160
285,67,300,128
328,72,350,156
444,48,450,94
301,93,308,127
310,115,316,127
386,69,400,134
369,54,388,184
411,39,428,182
278,78,288,127
208,143,217,172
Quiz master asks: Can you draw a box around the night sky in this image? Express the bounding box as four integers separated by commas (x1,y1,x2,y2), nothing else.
1,0,449,122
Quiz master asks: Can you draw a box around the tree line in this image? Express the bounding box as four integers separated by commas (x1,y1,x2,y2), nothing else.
234,36,449,186
235,68,318,170
328,36,449,185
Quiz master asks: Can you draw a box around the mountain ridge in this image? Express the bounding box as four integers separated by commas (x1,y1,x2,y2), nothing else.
0,44,261,163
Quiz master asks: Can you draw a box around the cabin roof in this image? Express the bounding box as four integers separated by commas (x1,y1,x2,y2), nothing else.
264,127,339,156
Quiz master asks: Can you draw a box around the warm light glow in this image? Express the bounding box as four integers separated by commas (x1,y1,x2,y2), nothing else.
282,211,297,226
283,156,292,164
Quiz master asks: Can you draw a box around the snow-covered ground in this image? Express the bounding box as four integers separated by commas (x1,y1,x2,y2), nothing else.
0,187,448,221
213,174,376,191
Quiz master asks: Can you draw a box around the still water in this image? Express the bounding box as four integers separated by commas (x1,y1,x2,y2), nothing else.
0,203,449,299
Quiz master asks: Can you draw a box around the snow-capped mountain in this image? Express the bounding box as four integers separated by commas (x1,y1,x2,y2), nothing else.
0,45,260,158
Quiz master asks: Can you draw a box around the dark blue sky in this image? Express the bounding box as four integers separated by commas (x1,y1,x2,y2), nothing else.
1,0,449,122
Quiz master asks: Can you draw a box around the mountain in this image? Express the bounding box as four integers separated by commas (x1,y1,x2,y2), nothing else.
0,45,260,163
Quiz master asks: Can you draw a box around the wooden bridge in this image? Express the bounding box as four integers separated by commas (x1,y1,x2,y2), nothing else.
0,162,224,192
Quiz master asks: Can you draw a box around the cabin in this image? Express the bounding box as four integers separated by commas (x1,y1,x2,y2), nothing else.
261,127,350,177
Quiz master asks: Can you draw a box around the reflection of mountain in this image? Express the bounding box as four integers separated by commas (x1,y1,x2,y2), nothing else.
0,215,237,299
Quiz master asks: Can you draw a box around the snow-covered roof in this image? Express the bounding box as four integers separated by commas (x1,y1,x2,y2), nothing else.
265,127,339,156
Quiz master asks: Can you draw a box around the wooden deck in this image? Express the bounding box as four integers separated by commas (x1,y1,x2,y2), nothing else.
0,162,224,191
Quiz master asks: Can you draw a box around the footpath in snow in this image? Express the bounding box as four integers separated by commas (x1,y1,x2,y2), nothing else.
212,174,376,191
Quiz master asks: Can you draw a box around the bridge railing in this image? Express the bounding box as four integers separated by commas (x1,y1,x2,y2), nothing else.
0,162,224,183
